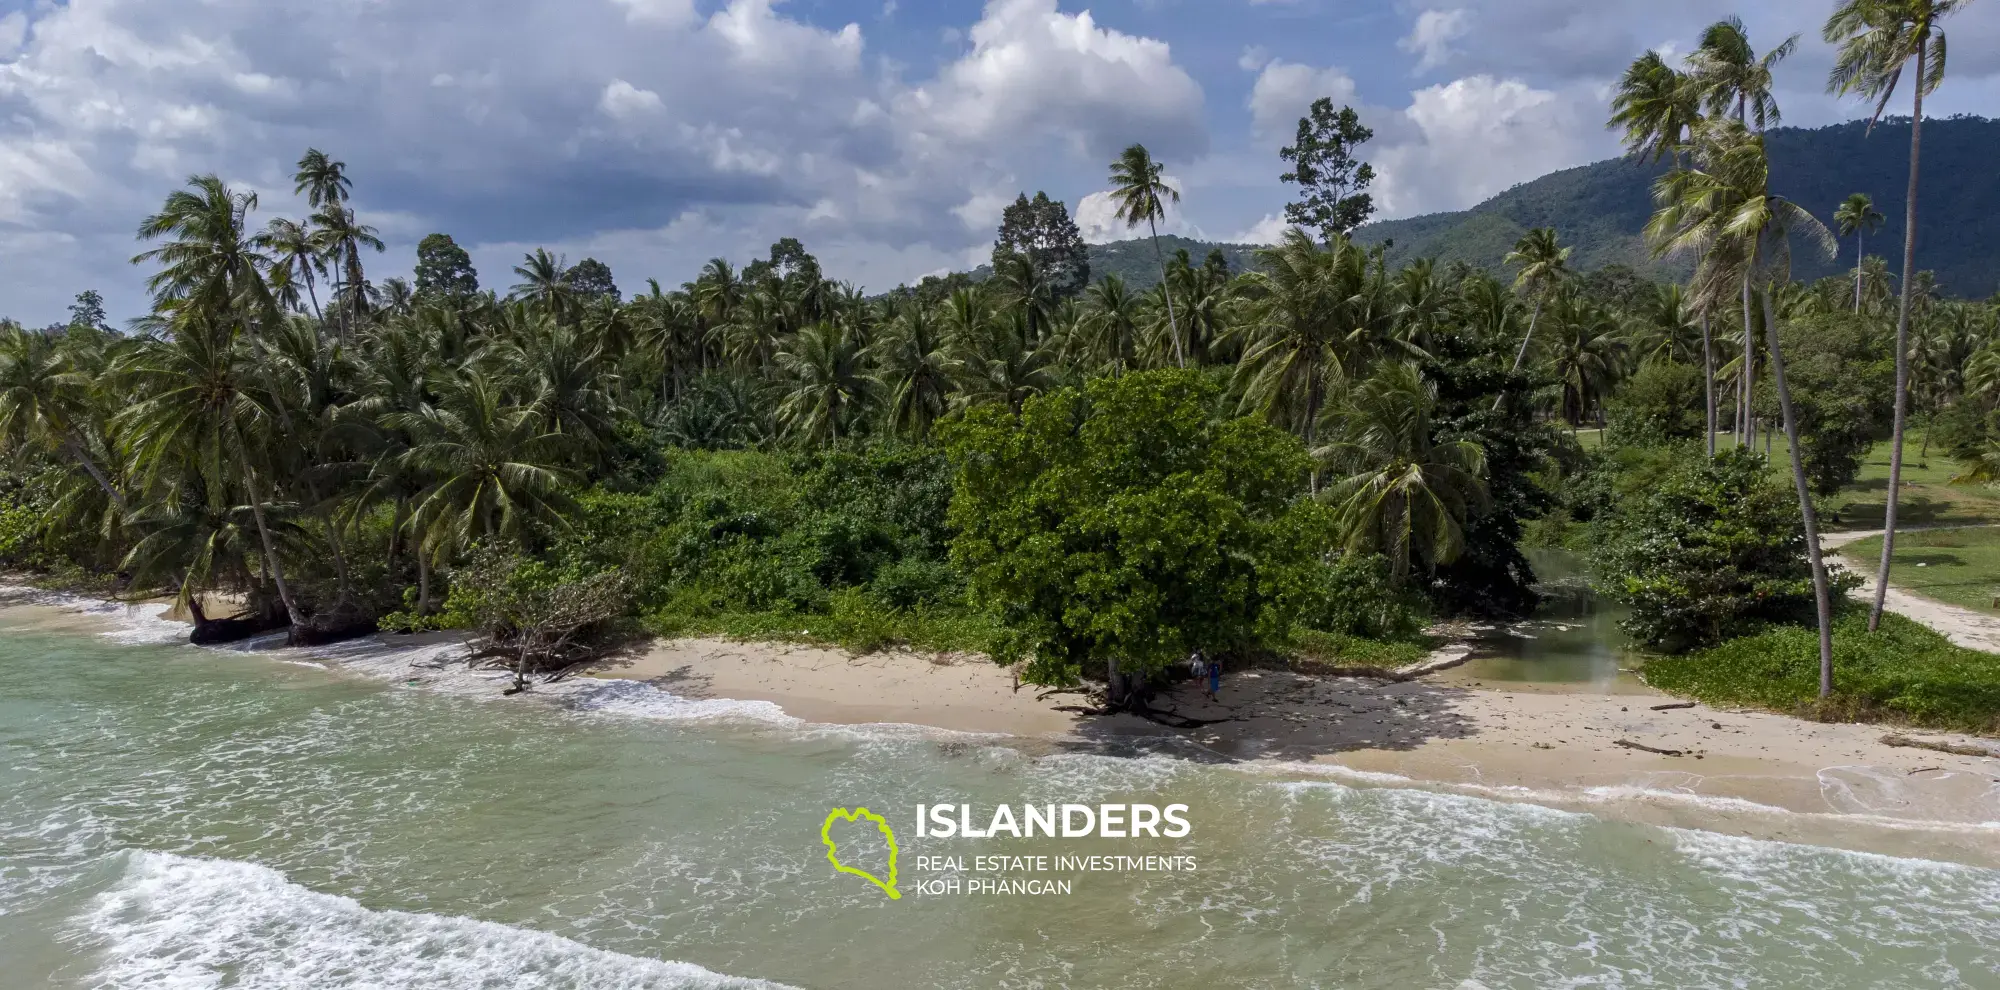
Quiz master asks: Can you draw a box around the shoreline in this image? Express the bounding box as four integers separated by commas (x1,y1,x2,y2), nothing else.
7,584,1999,865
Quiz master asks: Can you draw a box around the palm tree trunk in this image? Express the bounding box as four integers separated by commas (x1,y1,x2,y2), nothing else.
1853,231,1864,313
1305,356,1322,495
1702,313,1717,459
61,433,128,513
304,271,324,326
416,544,433,616
1873,50,1926,633
1762,281,1835,697
1740,274,1754,444
237,452,306,633
1149,217,1184,368
1492,296,1544,413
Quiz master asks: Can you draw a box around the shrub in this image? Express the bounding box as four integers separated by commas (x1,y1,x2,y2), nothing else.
1594,448,1850,652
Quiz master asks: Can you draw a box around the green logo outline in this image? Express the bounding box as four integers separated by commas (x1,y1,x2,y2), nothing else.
821,807,901,900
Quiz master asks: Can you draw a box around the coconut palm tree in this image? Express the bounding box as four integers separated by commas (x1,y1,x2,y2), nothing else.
393,370,576,553
1501,227,1570,375
1542,292,1628,431
1833,193,1887,312
312,204,385,335
510,248,579,324
774,321,876,442
256,217,329,321
1826,0,1970,631
132,175,275,321
1081,276,1144,377
1316,362,1490,586
1232,230,1348,487
870,300,954,439
294,148,352,210
1689,17,1798,131
0,325,128,512
1107,144,1184,366
118,318,308,634
951,313,1058,416
1609,50,1702,163
1649,119,1841,696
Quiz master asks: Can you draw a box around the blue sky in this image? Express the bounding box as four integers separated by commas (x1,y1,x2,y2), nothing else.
2,0,1997,325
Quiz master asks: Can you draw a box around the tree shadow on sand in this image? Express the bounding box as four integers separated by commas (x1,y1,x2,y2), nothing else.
1058,670,1480,764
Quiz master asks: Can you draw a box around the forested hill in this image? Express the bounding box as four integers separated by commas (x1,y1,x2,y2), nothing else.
1050,117,1998,298
1350,115,2000,298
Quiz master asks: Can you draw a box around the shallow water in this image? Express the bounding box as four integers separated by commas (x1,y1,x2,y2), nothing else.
1454,549,1652,691
2,606,1997,988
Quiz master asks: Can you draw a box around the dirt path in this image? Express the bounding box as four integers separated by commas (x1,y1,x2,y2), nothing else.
1821,525,2000,652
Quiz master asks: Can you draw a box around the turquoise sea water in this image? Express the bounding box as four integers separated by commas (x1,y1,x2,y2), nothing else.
1,598,1997,989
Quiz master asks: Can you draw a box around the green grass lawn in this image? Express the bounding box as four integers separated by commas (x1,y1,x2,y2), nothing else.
1819,431,2000,530
1644,611,2000,734
1840,527,2000,615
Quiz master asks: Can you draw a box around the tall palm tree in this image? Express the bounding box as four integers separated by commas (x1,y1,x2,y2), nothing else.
1689,18,1796,444
1649,120,1841,696
1833,193,1887,312
1501,227,1570,375
312,204,384,335
294,148,352,210
1826,0,1970,632
1316,362,1490,586
774,321,875,442
1107,144,1184,366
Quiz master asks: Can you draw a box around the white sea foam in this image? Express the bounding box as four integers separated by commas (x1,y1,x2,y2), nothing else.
79,850,796,990
0,584,191,644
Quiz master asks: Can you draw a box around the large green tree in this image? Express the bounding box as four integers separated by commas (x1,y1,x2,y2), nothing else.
1278,98,1377,242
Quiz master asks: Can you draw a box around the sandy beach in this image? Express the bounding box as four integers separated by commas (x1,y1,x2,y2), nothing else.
598,637,2000,858
10,582,1999,862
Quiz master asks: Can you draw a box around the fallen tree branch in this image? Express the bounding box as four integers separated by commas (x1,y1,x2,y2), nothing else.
1881,734,2000,759
1614,739,1685,757
1308,646,1476,684
1650,702,1697,711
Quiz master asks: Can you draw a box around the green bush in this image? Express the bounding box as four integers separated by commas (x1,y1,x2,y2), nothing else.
1605,360,1707,447
1645,612,2000,734
1595,448,1847,652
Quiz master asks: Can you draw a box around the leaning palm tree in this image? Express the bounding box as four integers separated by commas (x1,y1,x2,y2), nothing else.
1107,144,1184,366
1826,0,1971,631
1833,193,1886,312
118,318,308,634
1650,120,1842,697
1502,227,1570,374
312,204,385,336
1316,362,1490,586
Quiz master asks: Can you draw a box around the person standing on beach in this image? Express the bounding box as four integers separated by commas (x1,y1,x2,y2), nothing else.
1206,658,1221,701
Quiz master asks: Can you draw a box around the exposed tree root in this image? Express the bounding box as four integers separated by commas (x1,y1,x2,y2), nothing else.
1881,734,2000,758
1614,739,1685,757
